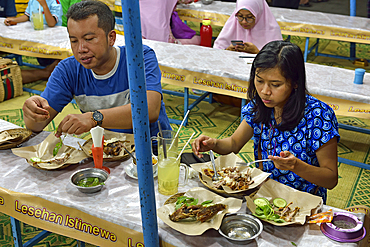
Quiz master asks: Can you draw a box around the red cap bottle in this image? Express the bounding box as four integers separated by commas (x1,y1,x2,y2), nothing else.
200,19,212,47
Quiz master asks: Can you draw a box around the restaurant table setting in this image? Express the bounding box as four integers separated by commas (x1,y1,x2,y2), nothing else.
0,119,366,246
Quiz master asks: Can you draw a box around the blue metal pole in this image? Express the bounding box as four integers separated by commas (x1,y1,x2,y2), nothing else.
121,1,159,246
349,0,356,58
350,0,356,16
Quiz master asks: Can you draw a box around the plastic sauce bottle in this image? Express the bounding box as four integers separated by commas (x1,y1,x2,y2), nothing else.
200,19,212,47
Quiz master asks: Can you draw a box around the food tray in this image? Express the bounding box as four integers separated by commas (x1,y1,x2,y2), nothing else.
199,173,258,199
0,128,33,150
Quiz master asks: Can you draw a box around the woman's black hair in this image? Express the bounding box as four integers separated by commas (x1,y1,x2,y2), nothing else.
66,0,115,36
247,40,309,131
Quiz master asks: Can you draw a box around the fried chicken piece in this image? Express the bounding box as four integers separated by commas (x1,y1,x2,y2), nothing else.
169,204,203,222
169,204,227,223
103,141,124,156
196,204,227,223
281,207,300,222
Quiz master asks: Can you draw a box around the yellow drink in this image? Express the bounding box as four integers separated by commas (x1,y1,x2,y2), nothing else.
158,157,180,195
32,13,44,30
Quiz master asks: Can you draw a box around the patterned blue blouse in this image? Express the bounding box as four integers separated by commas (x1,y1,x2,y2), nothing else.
242,95,340,203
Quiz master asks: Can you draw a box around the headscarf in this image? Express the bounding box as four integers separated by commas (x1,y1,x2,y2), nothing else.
139,0,178,42
213,0,282,50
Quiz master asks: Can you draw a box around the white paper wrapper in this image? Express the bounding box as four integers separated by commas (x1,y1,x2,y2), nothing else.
11,132,88,169
191,153,271,193
245,179,323,226
157,187,243,236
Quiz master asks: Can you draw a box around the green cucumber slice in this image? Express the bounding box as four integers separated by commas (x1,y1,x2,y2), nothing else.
254,197,270,208
273,198,287,208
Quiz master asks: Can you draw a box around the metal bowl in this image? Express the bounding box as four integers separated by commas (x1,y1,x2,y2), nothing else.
201,0,214,5
70,168,109,193
219,213,263,243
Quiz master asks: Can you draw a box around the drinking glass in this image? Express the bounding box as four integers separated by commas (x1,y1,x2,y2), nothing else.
156,130,188,195
31,12,44,30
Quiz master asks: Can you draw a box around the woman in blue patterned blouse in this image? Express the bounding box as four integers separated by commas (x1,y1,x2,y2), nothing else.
192,40,339,203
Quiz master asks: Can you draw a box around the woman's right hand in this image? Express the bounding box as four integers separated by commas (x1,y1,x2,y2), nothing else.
192,135,217,158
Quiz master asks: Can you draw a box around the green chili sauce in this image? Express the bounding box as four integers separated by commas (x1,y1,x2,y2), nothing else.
77,177,104,187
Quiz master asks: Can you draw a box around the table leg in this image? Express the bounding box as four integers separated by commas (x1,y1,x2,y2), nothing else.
10,216,51,247
304,37,310,62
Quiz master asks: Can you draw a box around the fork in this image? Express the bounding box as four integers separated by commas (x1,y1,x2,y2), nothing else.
237,159,271,167
209,150,222,181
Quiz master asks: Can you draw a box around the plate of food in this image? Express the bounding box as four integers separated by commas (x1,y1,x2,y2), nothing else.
191,153,271,197
11,132,88,170
157,187,243,236
0,128,33,150
80,129,135,162
245,179,323,226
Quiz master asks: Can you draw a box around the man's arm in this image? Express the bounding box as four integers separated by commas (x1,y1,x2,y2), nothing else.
23,96,59,132
55,90,162,136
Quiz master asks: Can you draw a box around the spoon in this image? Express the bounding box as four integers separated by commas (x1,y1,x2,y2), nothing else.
209,150,222,181
122,145,137,165
237,159,271,167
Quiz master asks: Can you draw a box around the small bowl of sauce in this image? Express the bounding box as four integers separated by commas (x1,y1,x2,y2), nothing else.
70,168,109,193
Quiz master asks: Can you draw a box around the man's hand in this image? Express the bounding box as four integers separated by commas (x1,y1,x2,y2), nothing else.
55,113,96,137
23,96,51,122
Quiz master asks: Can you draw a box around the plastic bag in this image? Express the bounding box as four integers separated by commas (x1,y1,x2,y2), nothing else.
307,209,333,223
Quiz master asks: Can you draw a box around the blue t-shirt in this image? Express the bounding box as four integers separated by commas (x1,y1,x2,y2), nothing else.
41,45,171,138
0,0,17,17
25,0,62,26
242,95,340,203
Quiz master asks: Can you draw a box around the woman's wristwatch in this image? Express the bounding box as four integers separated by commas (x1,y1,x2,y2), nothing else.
92,110,104,126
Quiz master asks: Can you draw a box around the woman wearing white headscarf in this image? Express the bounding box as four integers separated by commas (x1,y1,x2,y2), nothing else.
214,0,282,54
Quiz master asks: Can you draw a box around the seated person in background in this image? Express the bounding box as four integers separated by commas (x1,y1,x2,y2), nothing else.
170,0,201,45
192,40,339,203
22,0,171,154
271,0,300,9
60,0,81,27
4,0,63,84
139,0,178,42
4,0,62,26
0,0,17,18
213,0,282,54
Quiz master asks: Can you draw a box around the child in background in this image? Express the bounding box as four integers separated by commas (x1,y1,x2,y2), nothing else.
3,0,62,84
60,0,81,27
4,0,62,27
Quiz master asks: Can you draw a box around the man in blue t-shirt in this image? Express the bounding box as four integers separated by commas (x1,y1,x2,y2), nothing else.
22,1,171,152
0,0,17,18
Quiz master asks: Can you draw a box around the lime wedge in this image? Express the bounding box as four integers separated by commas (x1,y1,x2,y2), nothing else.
273,198,287,208
254,197,270,208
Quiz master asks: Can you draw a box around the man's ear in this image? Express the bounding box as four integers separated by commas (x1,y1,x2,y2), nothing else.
108,30,116,46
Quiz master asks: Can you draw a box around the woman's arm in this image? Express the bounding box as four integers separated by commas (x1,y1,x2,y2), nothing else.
270,137,338,189
192,119,254,157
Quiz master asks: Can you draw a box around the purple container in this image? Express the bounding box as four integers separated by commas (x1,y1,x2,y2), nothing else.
321,212,366,243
